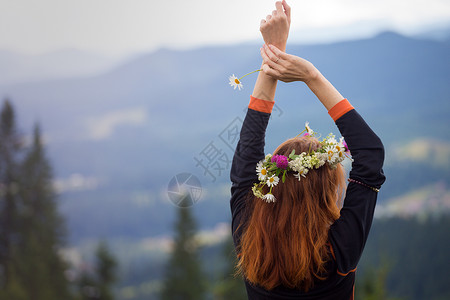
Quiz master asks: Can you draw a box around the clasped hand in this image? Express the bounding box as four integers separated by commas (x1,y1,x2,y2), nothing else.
259,1,319,84
260,44,318,84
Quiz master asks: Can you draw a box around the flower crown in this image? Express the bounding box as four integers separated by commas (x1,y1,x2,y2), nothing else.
253,123,352,203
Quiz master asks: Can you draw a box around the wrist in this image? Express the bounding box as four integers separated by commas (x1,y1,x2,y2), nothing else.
272,42,286,52
304,65,321,85
276,44,286,52
264,40,286,52
253,63,278,101
305,70,344,111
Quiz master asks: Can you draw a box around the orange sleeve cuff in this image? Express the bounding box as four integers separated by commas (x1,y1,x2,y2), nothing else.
328,99,354,121
248,96,275,114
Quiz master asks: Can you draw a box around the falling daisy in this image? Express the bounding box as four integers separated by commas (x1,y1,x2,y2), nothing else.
228,69,261,91
229,74,243,90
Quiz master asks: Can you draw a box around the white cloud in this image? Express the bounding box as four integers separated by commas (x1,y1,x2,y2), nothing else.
85,107,148,140
53,173,102,193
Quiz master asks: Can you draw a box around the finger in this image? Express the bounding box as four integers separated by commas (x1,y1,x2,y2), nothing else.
260,47,274,65
261,46,281,69
263,44,279,63
262,63,281,79
260,19,266,27
275,1,283,14
268,44,289,60
260,47,275,65
282,0,291,20
266,14,272,21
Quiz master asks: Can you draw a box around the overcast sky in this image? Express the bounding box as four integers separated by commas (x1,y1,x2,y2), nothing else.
1,0,449,57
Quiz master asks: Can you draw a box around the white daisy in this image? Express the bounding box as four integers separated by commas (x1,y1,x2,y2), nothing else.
263,193,276,203
229,74,243,90
325,145,338,164
293,167,308,181
336,138,346,159
265,153,272,162
326,133,337,144
266,175,279,187
256,161,268,181
299,167,308,177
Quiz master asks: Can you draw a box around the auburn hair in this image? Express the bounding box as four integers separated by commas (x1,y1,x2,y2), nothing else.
236,136,346,291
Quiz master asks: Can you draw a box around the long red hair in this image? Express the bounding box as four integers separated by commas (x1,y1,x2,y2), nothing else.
236,136,346,291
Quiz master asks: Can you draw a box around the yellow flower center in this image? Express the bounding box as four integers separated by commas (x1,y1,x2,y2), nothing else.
261,169,267,175
336,145,341,151
235,78,240,84
269,177,274,183
328,150,334,160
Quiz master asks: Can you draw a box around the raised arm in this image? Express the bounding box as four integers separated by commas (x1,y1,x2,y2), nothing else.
253,0,291,101
261,43,386,275
230,1,291,245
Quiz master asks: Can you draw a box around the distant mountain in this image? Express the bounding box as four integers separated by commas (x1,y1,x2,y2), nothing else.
375,182,450,218
1,32,449,243
413,25,450,43
0,48,123,84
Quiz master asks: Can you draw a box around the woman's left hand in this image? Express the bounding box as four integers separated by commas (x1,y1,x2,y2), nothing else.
260,0,291,51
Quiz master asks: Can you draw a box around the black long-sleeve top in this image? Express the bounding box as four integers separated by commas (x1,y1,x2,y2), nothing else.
230,98,386,300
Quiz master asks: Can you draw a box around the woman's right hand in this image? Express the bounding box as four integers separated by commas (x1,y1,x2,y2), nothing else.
260,44,319,83
262,44,344,110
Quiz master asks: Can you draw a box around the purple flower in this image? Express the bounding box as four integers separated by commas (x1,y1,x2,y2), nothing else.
343,140,350,153
271,155,288,169
302,132,310,137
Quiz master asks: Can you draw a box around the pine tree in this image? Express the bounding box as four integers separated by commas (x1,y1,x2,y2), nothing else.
0,99,24,298
78,241,118,300
358,265,388,300
214,236,247,300
15,123,72,299
160,207,207,300
357,263,404,300
0,99,73,299
95,241,117,300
